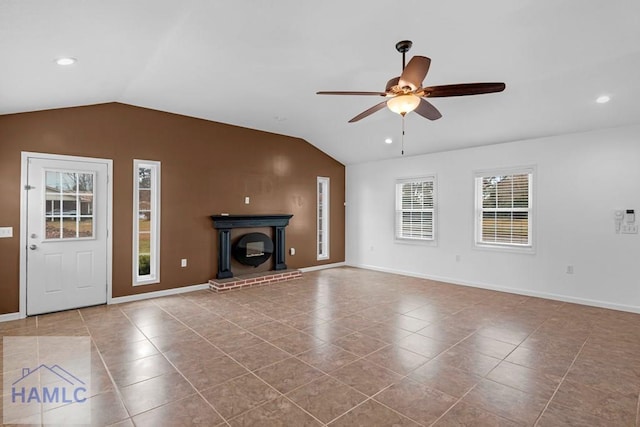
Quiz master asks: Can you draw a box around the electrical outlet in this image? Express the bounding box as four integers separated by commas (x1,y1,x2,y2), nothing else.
0,227,13,238
289,248,295,255
181,259,187,267
244,196,250,204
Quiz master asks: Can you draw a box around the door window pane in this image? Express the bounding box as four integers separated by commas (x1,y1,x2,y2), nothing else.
79,218,94,238
43,170,95,240
46,218,61,239
61,172,78,193
62,219,78,238
46,171,61,192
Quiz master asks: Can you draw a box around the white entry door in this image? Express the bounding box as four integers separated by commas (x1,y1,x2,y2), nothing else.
26,156,109,315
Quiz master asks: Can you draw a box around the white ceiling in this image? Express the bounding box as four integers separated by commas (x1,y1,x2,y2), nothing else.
2,0,639,164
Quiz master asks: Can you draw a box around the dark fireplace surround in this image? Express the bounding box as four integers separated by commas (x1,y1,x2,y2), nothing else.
211,214,293,279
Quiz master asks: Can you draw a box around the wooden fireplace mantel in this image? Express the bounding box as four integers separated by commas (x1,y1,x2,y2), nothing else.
211,214,293,229
211,214,293,279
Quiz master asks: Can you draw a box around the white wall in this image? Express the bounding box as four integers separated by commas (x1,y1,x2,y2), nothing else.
346,124,640,313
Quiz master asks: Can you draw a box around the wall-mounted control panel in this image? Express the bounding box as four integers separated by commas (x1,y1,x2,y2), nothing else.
615,209,638,234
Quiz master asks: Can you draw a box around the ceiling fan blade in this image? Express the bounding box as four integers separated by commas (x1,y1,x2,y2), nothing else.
348,100,388,123
317,91,387,96
414,99,442,121
398,56,431,90
385,77,400,91
423,82,506,98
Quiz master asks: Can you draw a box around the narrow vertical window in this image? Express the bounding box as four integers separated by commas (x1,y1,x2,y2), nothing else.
475,167,533,249
317,177,330,260
133,160,161,285
395,176,436,241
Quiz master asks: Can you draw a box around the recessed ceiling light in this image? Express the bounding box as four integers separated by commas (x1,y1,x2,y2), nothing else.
384,138,393,144
55,57,77,66
596,95,610,104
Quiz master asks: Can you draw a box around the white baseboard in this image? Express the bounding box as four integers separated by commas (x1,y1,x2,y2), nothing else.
348,263,640,314
299,262,346,273
0,312,23,323
109,283,210,305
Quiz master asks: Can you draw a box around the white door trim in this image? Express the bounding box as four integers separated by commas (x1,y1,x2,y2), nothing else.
19,152,113,318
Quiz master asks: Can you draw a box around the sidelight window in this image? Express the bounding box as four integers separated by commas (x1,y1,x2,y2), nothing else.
317,177,330,260
133,160,161,285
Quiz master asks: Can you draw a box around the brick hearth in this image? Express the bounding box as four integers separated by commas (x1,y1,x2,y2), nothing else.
209,269,302,292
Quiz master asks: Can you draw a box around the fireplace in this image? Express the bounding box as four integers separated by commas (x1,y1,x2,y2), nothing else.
211,214,293,279
232,232,273,267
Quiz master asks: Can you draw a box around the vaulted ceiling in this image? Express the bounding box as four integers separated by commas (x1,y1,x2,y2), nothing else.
2,1,639,164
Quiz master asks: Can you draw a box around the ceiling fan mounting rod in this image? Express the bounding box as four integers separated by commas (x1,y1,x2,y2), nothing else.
395,40,412,70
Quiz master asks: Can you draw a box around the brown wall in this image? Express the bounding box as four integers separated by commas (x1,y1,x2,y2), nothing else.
0,103,345,315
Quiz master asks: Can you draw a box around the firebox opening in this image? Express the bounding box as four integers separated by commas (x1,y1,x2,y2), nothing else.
232,232,274,268
246,241,264,258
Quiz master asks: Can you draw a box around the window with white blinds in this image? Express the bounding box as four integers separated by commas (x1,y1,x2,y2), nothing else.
475,168,533,248
395,177,436,241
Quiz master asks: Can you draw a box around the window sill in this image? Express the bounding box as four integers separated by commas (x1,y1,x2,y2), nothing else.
473,243,535,254
133,278,160,286
395,237,438,247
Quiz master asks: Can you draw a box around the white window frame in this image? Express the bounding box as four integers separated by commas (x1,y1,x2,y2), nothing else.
474,166,534,252
133,159,161,285
317,177,330,260
395,176,437,242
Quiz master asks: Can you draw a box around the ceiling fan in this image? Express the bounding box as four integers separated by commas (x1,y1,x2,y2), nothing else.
317,40,506,123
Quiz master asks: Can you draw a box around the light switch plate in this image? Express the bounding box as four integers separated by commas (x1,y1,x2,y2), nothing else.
0,227,13,238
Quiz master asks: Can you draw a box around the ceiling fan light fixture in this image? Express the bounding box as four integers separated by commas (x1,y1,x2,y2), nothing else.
387,94,420,116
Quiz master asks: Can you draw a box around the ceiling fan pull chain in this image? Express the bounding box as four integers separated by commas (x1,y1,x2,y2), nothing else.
401,116,405,156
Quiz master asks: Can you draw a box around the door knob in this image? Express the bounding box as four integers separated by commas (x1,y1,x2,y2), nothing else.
29,244,37,250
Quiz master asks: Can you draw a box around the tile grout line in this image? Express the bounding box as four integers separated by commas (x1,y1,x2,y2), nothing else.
77,307,137,426
425,300,569,426
122,299,233,426
532,332,590,426
153,290,447,426
70,280,604,426
372,325,488,427
187,284,513,425
147,296,325,426
427,383,481,427
198,288,409,426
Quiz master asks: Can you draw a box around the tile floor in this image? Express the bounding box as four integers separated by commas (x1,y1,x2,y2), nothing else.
2,267,640,426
